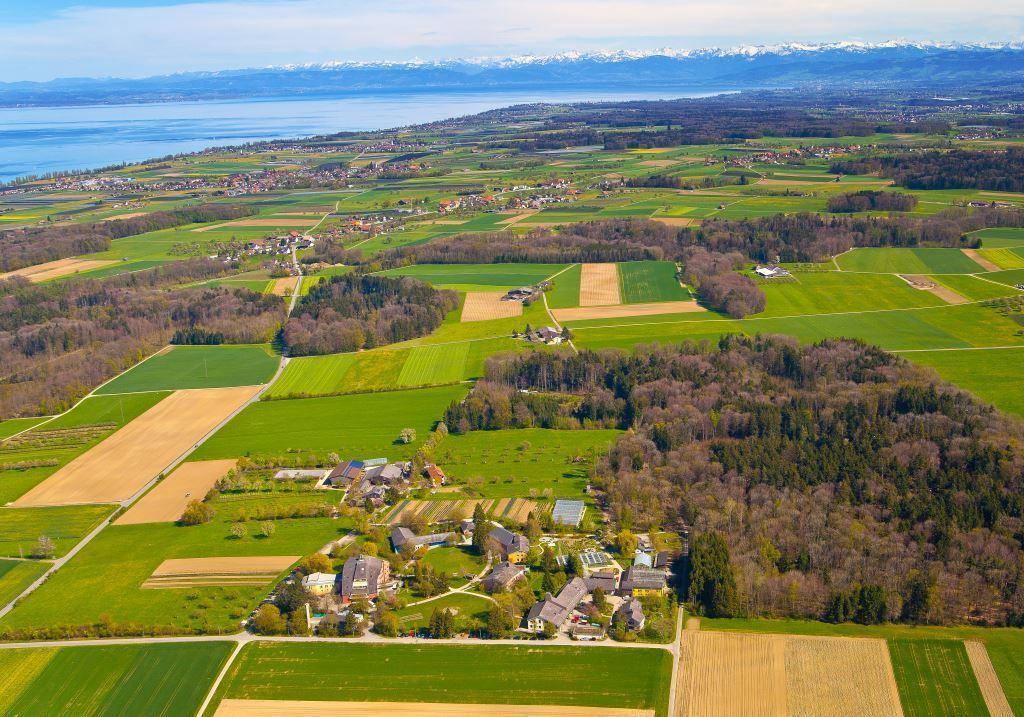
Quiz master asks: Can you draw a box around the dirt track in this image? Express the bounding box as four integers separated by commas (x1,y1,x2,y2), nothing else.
579,264,621,306
1,258,118,283
215,700,654,717
901,275,968,305
461,292,522,322
965,641,1013,717
962,249,1001,272
553,300,705,322
12,386,261,506
115,459,237,525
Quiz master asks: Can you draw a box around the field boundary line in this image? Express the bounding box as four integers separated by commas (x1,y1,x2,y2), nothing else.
892,344,1024,353
196,636,250,717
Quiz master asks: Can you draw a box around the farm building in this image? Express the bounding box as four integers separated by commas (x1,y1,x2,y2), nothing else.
482,561,528,592
551,499,586,527
326,460,365,486
536,326,563,345
618,565,668,597
424,464,447,488
755,265,791,278
584,571,619,594
390,526,454,553
616,597,646,631
273,469,330,481
339,555,391,603
301,571,338,596
526,576,588,632
571,623,606,641
486,525,530,563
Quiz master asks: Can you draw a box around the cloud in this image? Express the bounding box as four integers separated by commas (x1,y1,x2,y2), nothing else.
0,0,1021,81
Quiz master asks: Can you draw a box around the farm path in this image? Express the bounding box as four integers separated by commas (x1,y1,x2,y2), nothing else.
403,555,496,610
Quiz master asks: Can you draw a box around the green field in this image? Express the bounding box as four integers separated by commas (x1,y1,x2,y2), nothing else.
618,261,689,303
0,642,233,716
379,263,567,292
193,385,466,461
0,559,47,607
394,590,491,629
0,504,114,558
95,345,279,394
759,271,945,316
889,639,989,717
209,641,673,716
436,428,620,498
397,342,472,386
902,347,1024,416
545,264,582,308
0,417,48,440
837,248,985,274
974,228,1024,247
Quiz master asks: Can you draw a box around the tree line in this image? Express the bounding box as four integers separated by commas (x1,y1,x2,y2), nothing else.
283,274,459,356
826,190,918,213
0,203,257,273
831,148,1024,192
447,337,1024,626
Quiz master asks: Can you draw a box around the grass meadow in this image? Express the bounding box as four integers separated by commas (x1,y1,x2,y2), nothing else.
0,559,47,608
836,248,984,274
209,641,673,716
378,263,568,292
758,271,945,317
901,347,1024,417
0,504,115,558
0,642,233,716
193,384,466,461
618,260,689,303
888,639,989,717
96,345,278,394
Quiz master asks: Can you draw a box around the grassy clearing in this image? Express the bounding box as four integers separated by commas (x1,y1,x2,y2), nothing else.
96,345,278,394
193,385,467,462
0,559,47,607
418,545,486,581
978,248,1024,270
837,248,985,274
0,642,233,716
0,504,114,558
435,428,620,498
903,347,1024,417
210,641,673,716
394,591,491,630
889,639,989,717
618,260,689,303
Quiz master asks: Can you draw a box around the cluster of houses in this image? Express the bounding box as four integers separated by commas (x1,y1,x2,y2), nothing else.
502,281,551,305
283,457,449,508
212,232,315,261
515,325,566,346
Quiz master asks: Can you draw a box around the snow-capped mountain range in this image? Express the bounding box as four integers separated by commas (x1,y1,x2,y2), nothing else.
3,40,1024,107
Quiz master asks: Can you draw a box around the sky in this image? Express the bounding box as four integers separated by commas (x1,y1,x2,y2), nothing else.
1,0,1022,82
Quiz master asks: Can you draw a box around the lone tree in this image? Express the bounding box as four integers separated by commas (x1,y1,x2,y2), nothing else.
687,531,739,617
399,428,417,444
471,503,489,555
32,535,56,559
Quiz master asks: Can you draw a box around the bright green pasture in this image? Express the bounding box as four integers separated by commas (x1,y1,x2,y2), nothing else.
978,248,1024,270
0,510,350,632
902,347,1024,417
95,345,278,394
0,392,168,504
932,274,1021,301
379,263,567,292
545,263,582,308
986,269,1024,288
974,227,1024,247
0,417,47,440
269,353,357,397
836,248,984,274
759,272,945,317
193,384,466,461
0,504,114,559
618,261,689,303
210,641,673,716
397,342,471,386
0,642,233,716
0,559,47,607
436,428,621,499
394,591,490,629
889,639,989,717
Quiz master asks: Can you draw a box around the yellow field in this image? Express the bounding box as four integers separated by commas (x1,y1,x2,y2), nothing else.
13,386,261,506
964,641,1014,717
115,459,238,525
676,631,902,717
962,248,1002,271
579,264,621,306
142,556,298,589
553,300,705,322
215,700,654,717
460,292,523,322
270,276,299,296
0,258,118,282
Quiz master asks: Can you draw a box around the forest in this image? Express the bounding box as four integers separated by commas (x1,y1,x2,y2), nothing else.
831,148,1024,192
447,337,1024,626
826,190,918,213
283,274,459,355
0,259,285,418
0,203,256,272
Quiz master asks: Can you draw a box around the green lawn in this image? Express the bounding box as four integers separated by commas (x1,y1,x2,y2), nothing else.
418,545,486,580
436,428,621,498
836,248,984,274
95,345,279,394
0,559,47,607
394,591,491,629
193,385,467,461
0,504,115,558
209,641,673,716
0,642,233,716
889,639,989,717
618,261,689,303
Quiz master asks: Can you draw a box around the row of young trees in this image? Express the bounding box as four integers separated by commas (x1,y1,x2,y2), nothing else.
831,148,1024,192
0,203,256,272
282,274,459,356
452,336,1024,626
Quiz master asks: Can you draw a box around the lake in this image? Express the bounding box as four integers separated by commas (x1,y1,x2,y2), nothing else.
0,89,722,183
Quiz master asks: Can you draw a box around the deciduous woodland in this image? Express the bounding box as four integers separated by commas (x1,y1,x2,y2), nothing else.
832,148,1024,192
826,190,919,213
0,260,284,417
448,337,1024,626
283,274,458,355
0,204,257,272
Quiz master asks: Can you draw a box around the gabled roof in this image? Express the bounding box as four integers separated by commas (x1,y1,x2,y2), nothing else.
340,555,386,597
619,565,668,592
488,525,529,554
526,576,588,627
